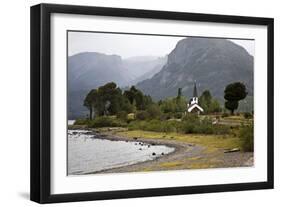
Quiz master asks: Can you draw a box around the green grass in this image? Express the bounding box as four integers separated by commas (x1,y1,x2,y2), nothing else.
115,130,240,152
159,161,183,168
97,128,248,171
221,115,253,123
239,123,254,152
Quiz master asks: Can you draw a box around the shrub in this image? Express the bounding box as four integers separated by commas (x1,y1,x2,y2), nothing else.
116,111,128,121
161,120,179,133
128,115,230,135
127,120,145,131
213,125,231,135
181,116,230,135
174,112,183,119
221,112,229,118
181,121,196,133
135,110,150,120
128,120,158,131
239,123,254,152
181,117,211,134
160,112,174,120
74,119,90,125
182,114,200,123
195,124,214,134
195,119,214,134
146,104,162,119
144,120,162,131
243,112,253,119
88,116,127,128
128,120,179,133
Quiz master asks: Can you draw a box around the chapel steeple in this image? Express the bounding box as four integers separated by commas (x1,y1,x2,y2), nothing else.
187,81,204,114
193,81,198,97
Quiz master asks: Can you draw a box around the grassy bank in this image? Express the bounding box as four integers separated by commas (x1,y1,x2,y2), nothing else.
70,113,253,172
114,130,240,153
73,113,253,153
98,128,251,171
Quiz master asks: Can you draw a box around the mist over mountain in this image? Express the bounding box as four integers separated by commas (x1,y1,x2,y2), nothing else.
68,52,128,90
68,37,254,119
124,56,167,85
136,38,253,103
68,52,166,119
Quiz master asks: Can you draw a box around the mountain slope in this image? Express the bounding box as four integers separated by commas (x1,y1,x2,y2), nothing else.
67,52,165,119
68,52,130,91
125,56,167,85
136,37,254,102
68,52,130,119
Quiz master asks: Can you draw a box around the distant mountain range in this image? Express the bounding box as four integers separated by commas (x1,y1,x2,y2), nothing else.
68,37,253,119
124,56,167,85
68,53,166,119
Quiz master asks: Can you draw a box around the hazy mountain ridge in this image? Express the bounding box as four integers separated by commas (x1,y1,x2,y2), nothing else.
125,56,167,85
68,38,254,119
136,38,254,102
68,52,166,119
68,52,128,91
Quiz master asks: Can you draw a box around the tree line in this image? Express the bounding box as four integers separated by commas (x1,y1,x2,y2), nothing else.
82,81,247,120
83,82,153,120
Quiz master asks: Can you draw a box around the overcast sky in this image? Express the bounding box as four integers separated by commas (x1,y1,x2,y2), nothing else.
68,31,254,58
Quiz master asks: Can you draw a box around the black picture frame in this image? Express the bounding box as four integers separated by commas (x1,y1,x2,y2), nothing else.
30,3,274,204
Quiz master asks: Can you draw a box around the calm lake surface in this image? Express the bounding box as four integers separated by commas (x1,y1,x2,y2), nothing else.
68,129,175,175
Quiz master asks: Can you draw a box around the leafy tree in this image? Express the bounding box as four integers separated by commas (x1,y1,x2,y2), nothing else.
159,96,187,115
120,99,135,114
142,95,153,110
199,90,221,113
146,104,162,119
116,111,128,121
84,82,135,117
123,88,135,104
224,82,247,114
199,90,212,106
135,110,150,120
123,86,152,110
96,82,123,115
83,89,98,120
175,97,187,112
209,99,222,113
224,82,247,101
199,90,211,113
225,100,238,115
158,100,163,105
177,88,182,99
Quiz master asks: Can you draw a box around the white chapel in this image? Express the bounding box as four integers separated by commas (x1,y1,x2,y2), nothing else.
187,82,204,114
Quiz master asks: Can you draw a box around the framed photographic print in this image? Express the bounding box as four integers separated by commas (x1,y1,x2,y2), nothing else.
30,3,274,203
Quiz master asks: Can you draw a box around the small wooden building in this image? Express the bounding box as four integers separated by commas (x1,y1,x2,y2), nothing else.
187,82,204,114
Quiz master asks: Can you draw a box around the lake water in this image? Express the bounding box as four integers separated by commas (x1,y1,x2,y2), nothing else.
68,130,175,175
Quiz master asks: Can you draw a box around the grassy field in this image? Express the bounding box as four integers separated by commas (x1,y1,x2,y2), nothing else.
72,114,253,171
114,130,240,153
96,128,248,171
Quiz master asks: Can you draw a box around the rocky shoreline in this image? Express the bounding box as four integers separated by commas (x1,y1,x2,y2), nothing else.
69,126,254,174
71,128,191,174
